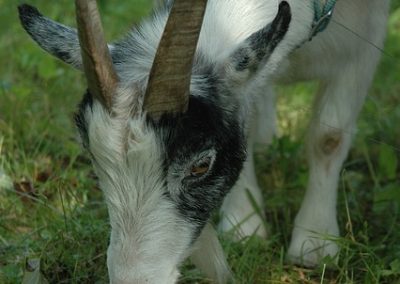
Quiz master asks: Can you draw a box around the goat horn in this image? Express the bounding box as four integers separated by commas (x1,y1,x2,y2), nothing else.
144,0,208,119
75,0,118,111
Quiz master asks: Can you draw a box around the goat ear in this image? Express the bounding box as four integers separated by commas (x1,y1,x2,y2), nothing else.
221,2,291,87
18,4,84,70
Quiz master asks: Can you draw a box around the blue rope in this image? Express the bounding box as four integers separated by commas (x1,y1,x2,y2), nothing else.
311,0,337,39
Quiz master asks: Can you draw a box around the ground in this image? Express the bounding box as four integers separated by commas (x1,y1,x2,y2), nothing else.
0,0,400,283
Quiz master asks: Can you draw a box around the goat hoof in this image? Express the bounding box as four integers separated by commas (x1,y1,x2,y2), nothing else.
287,225,339,267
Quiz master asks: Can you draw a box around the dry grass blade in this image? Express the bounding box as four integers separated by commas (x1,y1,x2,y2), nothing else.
75,0,118,111
144,0,208,119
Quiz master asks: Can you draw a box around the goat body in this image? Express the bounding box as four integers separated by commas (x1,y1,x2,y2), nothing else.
18,0,390,282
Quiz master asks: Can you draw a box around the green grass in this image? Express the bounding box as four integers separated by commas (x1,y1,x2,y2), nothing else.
1,1,400,283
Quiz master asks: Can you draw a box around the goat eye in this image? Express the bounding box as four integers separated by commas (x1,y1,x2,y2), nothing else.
189,158,211,178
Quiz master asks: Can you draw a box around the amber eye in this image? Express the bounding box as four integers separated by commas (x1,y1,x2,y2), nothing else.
190,158,211,177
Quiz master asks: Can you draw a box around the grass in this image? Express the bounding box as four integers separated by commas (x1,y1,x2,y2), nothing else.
1,0,400,283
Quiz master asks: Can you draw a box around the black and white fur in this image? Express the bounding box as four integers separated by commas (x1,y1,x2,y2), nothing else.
18,0,390,283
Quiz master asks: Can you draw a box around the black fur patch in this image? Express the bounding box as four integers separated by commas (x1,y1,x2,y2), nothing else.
234,50,251,72
18,4,80,68
238,55,250,71
153,78,246,238
18,4,42,32
250,1,291,56
232,1,291,73
52,47,73,63
74,90,93,150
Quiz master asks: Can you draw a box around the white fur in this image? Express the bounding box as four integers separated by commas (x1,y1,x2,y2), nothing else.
60,0,390,282
85,90,195,283
102,0,390,280
116,0,310,92
219,0,390,269
190,223,233,283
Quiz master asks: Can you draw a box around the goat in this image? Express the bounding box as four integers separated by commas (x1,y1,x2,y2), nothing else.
18,0,390,283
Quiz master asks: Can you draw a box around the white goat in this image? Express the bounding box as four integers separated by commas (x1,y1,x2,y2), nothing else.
18,0,390,283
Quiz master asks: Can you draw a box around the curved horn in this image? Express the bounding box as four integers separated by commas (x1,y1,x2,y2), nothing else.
144,0,208,119
75,0,118,111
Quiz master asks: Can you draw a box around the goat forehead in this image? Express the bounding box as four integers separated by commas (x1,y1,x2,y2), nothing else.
93,116,166,219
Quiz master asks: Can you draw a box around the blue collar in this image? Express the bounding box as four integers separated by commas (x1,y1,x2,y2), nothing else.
310,0,337,39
